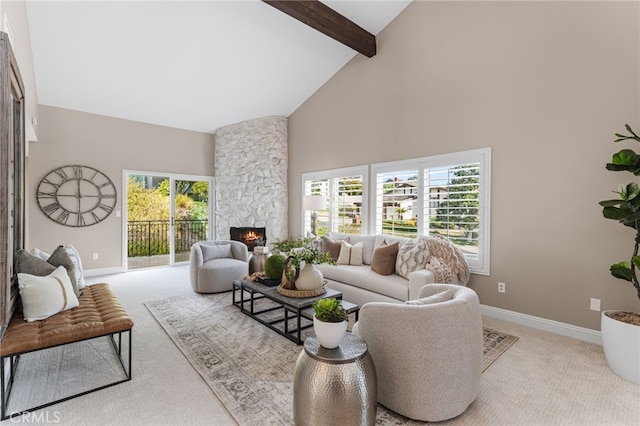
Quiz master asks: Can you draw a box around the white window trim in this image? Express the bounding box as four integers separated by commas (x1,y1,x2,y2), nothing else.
301,165,369,236
370,148,491,275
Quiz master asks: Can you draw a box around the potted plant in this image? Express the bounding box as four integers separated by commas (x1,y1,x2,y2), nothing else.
312,297,347,349
274,237,336,291
598,124,640,384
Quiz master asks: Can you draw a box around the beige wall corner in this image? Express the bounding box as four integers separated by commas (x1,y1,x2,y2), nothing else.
2,0,38,141
288,1,640,330
28,106,215,271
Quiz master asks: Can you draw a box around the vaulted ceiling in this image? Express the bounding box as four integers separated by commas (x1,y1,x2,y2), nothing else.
25,1,411,134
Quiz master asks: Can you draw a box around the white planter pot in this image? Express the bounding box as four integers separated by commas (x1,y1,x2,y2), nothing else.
601,310,640,384
295,263,323,291
313,315,347,349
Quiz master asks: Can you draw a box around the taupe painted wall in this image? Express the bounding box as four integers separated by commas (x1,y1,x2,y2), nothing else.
28,106,215,271
288,1,640,330
1,0,38,140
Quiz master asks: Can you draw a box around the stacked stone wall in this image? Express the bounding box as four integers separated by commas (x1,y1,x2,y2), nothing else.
214,116,288,245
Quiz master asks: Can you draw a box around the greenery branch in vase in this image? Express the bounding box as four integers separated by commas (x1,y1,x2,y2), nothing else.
598,124,640,384
312,297,347,349
273,237,336,291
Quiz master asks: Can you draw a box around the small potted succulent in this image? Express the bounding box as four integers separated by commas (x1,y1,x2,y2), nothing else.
312,297,347,349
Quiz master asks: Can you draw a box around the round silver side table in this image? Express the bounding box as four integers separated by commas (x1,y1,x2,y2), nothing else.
293,333,377,426
248,252,271,274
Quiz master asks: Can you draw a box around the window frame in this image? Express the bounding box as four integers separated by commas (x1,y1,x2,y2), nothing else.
301,165,369,237
371,148,491,275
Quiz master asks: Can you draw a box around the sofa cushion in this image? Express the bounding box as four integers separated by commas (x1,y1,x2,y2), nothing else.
18,266,80,322
16,249,56,277
29,247,50,260
64,244,86,290
317,264,409,301
321,236,342,261
30,245,86,290
396,240,429,279
374,234,411,249
371,242,399,276
337,241,364,265
48,245,80,297
201,244,233,262
327,232,377,265
404,289,454,305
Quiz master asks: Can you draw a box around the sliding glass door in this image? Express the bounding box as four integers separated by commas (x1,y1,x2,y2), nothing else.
125,171,214,270
172,179,210,263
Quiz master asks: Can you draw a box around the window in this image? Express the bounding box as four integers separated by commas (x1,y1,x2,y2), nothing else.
374,168,419,238
372,148,491,275
302,166,368,236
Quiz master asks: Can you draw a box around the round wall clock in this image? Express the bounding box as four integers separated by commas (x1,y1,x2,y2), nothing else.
36,165,117,227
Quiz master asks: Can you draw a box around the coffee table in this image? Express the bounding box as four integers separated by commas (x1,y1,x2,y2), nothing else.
232,279,358,345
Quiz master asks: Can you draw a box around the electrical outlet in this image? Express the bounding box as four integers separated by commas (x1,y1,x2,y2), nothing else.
92,253,99,260
590,298,601,312
498,282,506,293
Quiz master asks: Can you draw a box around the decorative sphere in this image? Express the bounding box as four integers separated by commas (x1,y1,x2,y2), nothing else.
264,254,286,280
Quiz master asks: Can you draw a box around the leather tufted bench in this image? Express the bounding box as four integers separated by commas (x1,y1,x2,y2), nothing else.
0,283,133,420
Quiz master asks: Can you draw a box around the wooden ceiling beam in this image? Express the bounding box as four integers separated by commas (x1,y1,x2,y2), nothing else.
263,0,376,58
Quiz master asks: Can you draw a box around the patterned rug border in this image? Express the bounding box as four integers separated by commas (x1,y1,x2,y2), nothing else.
481,327,519,372
145,293,518,425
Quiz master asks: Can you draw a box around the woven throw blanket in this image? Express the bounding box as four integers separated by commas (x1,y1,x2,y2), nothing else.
423,236,470,284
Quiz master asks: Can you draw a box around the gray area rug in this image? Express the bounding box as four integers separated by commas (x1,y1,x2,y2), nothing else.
145,293,518,425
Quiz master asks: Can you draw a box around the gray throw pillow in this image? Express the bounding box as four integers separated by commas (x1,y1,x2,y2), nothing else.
201,244,233,262
15,249,56,277
48,245,80,297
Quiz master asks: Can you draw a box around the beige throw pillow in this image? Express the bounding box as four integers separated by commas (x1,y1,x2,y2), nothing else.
18,266,80,322
370,242,399,276
337,241,364,265
404,289,454,305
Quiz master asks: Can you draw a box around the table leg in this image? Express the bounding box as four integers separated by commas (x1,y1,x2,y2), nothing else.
297,309,302,345
284,308,289,334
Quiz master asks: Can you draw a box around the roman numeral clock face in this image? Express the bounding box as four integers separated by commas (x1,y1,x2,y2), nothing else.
36,165,117,227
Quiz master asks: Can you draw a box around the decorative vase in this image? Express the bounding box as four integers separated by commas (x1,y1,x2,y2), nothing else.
295,263,324,291
313,315,347,349
601,310,640,384
249,252,271,274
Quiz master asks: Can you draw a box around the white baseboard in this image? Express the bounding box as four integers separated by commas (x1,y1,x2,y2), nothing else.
481,304,602,345
84,266,125,278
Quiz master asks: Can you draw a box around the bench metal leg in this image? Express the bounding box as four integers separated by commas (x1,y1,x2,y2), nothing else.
0,329,132,421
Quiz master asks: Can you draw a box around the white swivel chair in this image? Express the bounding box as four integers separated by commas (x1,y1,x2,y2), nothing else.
353,283,483,422
189,240,249,293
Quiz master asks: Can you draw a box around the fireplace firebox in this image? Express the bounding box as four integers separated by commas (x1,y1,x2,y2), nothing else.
230,227,266,252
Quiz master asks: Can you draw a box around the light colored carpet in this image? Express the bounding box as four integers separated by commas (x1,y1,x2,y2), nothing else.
144,292,518,425
1,266,638,425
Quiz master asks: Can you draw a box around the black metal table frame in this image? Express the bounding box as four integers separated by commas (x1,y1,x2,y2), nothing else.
232,280,343,345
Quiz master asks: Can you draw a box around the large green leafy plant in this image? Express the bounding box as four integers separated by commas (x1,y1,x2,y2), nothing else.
599,125,640,301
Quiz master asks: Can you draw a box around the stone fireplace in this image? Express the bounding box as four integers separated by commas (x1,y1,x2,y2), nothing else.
214,116,288,245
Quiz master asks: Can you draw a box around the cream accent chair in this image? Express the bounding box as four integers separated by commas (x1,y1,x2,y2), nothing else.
189,240,249,293
352,284,482,422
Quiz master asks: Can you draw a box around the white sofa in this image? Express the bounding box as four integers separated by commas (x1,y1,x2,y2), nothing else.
316,232,468,308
